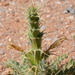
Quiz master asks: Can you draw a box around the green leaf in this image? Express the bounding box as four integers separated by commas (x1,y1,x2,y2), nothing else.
49,53,68,73
67,59,74,69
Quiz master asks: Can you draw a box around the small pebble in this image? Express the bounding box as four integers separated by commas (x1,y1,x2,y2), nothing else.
41,0,44,3
8,8,12,11
0,7,6,12
65,25,68,28
70,9,75,15
66,7,75,15
55,1,61,4
63,10,68,14
2,2,9,6
20,37,23,40
0,49,5,55
9,2,16,5
54,25,57,27
69,4,74,8
60,32,64,35
12,11,16,14
0,23,4,27
46,38,51,41
1,18,5,22
0,43,3,46
46,15,50,18
72,56,75,60
15,18,20,22
64,1,69,4
67,16,74,20
73,28,75,30
64,22,68,25
8,38,11,41
40,25,47,30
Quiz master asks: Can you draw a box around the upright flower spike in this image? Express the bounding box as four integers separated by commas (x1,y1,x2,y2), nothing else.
27,6,43,50
27,6,40,29
26,6,44,66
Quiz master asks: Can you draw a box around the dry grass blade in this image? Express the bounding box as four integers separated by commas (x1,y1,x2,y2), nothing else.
8,42,24,52
45,36,68,53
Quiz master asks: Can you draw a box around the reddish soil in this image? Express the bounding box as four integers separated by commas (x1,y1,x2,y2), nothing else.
0,0,75,75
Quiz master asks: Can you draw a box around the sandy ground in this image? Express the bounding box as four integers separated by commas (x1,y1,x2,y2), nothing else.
0,0,75,74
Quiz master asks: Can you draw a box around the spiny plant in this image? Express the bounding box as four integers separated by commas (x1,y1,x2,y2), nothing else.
5,5,75,75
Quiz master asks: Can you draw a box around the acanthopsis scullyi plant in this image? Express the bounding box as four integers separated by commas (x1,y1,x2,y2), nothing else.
5,5,75,75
